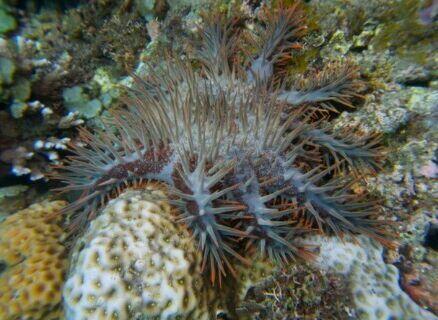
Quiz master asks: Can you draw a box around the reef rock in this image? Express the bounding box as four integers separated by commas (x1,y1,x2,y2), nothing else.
310,236,438,320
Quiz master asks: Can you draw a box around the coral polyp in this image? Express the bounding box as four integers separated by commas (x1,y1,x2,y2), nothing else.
52,2,390,283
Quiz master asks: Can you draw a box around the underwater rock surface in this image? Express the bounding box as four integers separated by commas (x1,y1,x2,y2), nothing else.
311,236,437,320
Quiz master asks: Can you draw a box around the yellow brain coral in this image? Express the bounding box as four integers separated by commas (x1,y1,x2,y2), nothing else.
0,200,67,320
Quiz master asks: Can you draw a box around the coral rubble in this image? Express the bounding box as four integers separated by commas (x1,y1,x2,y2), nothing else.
238,263,354,319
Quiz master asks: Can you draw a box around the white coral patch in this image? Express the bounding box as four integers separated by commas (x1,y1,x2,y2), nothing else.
63,188,212,320
304,236,437,320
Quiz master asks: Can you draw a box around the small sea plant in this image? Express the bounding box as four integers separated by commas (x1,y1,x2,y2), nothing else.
52,1,391,284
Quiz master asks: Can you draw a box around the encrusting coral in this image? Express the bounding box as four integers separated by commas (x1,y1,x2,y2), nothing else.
52,1,392,286
64,185,216,320
0,200,67,320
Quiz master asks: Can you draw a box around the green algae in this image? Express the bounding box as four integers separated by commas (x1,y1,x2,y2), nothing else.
0,57,15,86
9,101,28,119
10,78,31,102
307,0,437,65
370,0,436,55
0,2,16,35
63,86,102,119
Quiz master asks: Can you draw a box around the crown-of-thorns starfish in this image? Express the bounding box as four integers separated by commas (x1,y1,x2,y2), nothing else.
51,2,392,285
